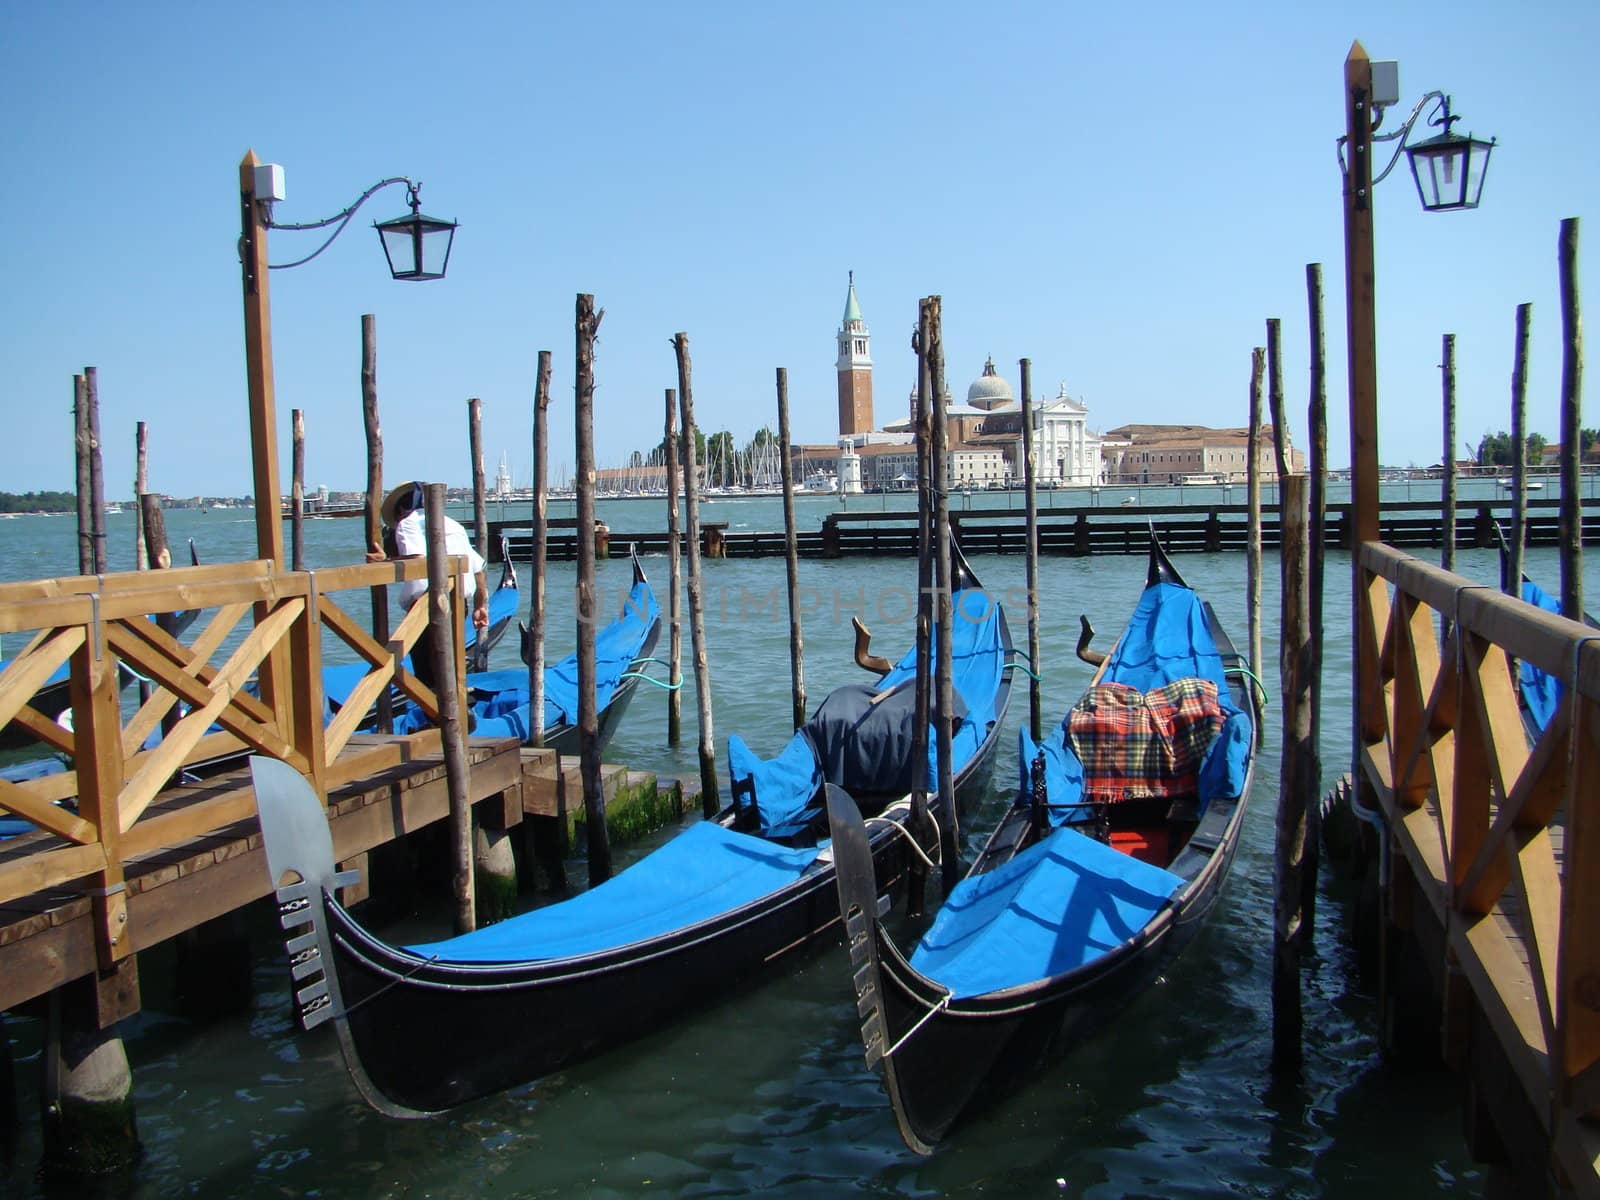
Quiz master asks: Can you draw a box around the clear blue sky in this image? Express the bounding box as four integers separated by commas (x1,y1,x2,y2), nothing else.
2,1,1593,497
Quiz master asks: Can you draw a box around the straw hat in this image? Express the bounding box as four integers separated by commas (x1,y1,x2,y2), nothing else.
380,480,426,527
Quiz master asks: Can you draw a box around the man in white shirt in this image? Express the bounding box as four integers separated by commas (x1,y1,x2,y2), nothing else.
367,480,489,693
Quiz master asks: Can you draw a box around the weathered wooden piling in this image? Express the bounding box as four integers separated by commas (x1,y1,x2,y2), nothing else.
927,297,958,895
85,366,107,574
1266,318,1290,480
423,482,477,932
1247,347,1265,699
1272,472,1313,1074
1304,264,1326,942
469,397,488,557
907,303,935,919
529,351,552,747
1020,357,1042,742
576,296,611,883
290,408,306,571
134,421,149,571
675,333,719,814
1509,302,1531,597
362,314,392,732
664,387,683,744
1442,333,1458,574
1558,217,1583,620
74,374,93,575
777,367,806,730
41,982,138,1180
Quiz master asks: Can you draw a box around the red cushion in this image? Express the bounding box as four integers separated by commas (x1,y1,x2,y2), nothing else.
1109,827,1170,867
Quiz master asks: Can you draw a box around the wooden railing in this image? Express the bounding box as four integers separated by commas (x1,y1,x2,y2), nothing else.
1356,540,1600,1176
0,554,469,969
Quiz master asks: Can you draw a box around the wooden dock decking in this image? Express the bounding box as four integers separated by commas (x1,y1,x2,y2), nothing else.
0,731,523,1015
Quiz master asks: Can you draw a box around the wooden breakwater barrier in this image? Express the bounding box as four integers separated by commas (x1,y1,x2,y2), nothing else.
488,496,1600,563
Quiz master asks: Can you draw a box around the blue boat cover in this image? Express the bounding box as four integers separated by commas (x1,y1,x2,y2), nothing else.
727,586,1005,833
1019,579,1250,825
910,824,1183,999
1520,577,1563,734
465,581,521,654
729,730,824,837
405,821,820,963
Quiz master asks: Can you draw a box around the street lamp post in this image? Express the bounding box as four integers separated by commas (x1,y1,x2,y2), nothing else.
236,149,457,728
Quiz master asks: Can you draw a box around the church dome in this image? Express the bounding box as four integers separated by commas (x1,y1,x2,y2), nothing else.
967,358,1014,410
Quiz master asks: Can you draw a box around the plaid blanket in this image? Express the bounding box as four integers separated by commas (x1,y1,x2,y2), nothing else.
1068,677,1225,803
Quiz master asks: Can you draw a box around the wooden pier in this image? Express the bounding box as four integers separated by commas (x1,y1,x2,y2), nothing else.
488,496,1600,562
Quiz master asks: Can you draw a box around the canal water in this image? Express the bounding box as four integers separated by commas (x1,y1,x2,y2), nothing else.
2,488,1595,1198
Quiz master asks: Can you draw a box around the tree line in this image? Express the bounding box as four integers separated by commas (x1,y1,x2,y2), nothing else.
1473,428,1600,467
0,490,77,513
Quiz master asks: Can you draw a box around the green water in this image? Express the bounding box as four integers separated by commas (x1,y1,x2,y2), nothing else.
2,492,1595,1197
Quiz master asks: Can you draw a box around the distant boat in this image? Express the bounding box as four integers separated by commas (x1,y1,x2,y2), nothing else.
1496,478,1544,491
1120,496,1140,507
802,471,838,495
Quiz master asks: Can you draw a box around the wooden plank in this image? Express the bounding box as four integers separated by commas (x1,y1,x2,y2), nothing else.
0,559,273,604
0,842,108,907
1559,701,1600,1107
1454,909,1553,1116
0,778,96,844
0,626,85,728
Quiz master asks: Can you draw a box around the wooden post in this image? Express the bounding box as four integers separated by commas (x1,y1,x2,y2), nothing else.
138,494,171,569
1247,347,1265,699
469,397,488,558
1272,472,1312,1074
239,150,290,734
1558,217,1583,621
575,296,610,884
777,368,806,730
74,374,93,575
664,387,683,744
1266,319,1290,479
290,408,306,572
134,421,149,572
675,333,719,814
928,297,958,896
529,351,552,747
1509,303,1531,598
908,300,935,919
1439,334,1458,571
85,366,107,574
1304,264,1326,943
361,314,391,732
423,483,476,933
1020,356,1042,742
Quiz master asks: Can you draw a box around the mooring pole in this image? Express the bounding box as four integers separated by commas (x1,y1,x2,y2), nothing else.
469,397,488,558
928,297,958,896
1266,319,1290,482
1272,471,1312,1074
664,388,683,744
1304,265,1326,944
139,492,178,736
1441,334,1458,575
1509,303,1531,599
575,295,610,884
85,366,107,574
134,422,149,572
73,374,93,576
1020,356,1042,743
423,482,476,934
529,351,552,748
361,314,391,732
1558,218,1583,621
777,367,806,730
675,333,719,814
907,300,935,919
1247,346,1265,733
290,408,305,572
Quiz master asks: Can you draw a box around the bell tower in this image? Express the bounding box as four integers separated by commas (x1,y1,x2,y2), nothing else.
836,272,873,437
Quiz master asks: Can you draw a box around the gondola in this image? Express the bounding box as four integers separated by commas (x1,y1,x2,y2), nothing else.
460,548,662,755
1495,524,1598,738
249,544,1013,1116
826,531,1257,1153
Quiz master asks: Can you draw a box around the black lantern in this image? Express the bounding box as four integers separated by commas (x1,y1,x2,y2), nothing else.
374,183,458,281
1405,96,1495,212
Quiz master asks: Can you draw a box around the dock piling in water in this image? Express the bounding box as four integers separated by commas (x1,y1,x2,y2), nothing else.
1558,217,1583,620
664,387,682,744
675,332,719,815
576,296,610,883
776,367,806,731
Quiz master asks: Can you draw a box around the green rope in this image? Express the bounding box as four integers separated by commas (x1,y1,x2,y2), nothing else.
620,671,682,691
1005,661,1044,682
1228,664,1270,708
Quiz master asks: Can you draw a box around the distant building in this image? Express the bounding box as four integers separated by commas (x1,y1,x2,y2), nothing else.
1101,424,1302,484
836,273,873,438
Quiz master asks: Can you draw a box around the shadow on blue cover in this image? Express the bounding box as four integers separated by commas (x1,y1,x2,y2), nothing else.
909,825,1183,999
727,586,1005,835
404,821,820,963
